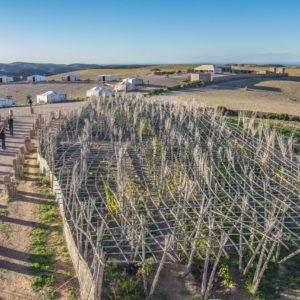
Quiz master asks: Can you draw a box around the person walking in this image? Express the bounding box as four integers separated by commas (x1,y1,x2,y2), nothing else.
8,115,13,136
27,95,33,114
0,127,6,150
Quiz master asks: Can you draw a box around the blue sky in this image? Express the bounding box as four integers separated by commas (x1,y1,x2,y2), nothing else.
1,0,300,64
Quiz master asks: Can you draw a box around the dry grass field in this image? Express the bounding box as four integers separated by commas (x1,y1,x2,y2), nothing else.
166,77,300,116
0,82,97,104
47,64,197,80
2,72,300,117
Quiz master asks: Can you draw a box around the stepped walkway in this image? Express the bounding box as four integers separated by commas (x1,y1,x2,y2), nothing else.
0,102,83,191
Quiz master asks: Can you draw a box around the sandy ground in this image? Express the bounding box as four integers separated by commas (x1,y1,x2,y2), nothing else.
0,82,96,105
0,102,82,300
0,152,41,300
163,77,300,116
0,74,188,105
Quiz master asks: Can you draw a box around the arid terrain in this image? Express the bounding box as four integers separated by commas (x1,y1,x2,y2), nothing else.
0,82,96,105
166,77,300,115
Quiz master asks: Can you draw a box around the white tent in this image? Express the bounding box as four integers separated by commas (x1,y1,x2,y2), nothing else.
86,86,112,98
62,73,80,81
97,74,117,82
114,80,136,92
124,77,144,85
27,75,46,82
36,91,66,104
0,97,13,107
0,75,14,83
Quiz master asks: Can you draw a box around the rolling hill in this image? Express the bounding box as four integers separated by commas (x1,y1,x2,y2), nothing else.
0,62,154,79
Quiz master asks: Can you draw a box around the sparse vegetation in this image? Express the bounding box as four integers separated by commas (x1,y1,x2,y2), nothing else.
28,155,79,299
39,94,300,299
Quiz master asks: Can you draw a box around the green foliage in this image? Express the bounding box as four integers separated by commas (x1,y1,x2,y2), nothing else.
30,226,54,292
103,180,121,215
149,88,166,96
112,277,143,300
137,257,155,281
218,263,234,287
104,261,144,300
30,172,58,296
68,286,79,300
148,80,203,95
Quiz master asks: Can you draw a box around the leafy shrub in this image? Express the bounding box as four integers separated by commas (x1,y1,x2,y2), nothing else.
290,116,300,122
149,88,166,96
105,261,144,300
218,263,234,287
278,113,289,120
113,277,143,300
264,112,289,121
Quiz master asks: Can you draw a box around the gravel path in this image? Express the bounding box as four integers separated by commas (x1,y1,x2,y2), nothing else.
0,152,41,300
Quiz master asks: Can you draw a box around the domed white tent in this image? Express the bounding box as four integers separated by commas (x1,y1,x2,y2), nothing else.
96,74,117,82
62,73,80,81
86,86,112,98
27,75,46,82
114,80,136,92
124,77,144,85
0,75,14,83
36,91,66,104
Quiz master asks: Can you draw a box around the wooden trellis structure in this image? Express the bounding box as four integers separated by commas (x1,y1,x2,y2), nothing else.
39,95,300,298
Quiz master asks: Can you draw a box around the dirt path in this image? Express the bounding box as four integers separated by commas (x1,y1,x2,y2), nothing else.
0,151,41,299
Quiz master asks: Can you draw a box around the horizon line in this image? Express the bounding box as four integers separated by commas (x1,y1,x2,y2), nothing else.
1,61,300,67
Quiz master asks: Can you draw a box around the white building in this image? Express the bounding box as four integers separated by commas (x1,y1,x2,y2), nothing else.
0,97,13,107
97,74,117,82
0,75,14,83
124,77,144,85
115,80,136,92
36,91,66,104
194,65,215,73
62,73,80,81
86,86,112,98
27,75,46,82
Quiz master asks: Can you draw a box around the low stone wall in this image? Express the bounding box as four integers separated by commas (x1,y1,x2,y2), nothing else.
37,153,96,300
212,73,288,84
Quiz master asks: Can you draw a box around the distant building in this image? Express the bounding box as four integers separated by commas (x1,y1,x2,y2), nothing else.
62,73,80,82
190,73,213,83
27,75,46,82
221,66,233,73
96,74,117,82
221,66,259,74
36,91,66,104
0,97,13,107
0,75,14,83
194,65,215,73
86,86,112,98
268,67,286,74
115,80,136,92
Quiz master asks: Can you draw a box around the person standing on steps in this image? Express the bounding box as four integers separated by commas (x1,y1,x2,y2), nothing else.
0,127,6,150
8,115,13,136
27,95,33,114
